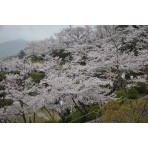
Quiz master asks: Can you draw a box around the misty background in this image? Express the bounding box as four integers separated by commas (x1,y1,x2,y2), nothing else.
0,25,68,57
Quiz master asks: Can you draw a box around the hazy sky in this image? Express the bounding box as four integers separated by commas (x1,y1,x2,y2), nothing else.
0,25,68,43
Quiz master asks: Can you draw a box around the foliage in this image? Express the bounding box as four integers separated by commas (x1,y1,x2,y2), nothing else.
125,70,144,79
59,104,99,123
0,99,13,108
93,69,107,78
30,55,45,63
0,85,5,91
115,91,127,98
78,61,86,66
99,98,148,123
10,70,20,75
134,82,147,94
51,49,73,62
28,91,38,96
0,91,6,98
100,84,110,88
0,71,6,81
115,25,129,29
18,50,26,59
128,88,139,99
29,71,45,83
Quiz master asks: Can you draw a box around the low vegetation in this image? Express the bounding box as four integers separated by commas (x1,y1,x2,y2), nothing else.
10,70,20,75
0,71,6,81
29,71,45,83
98,97,148,123
30,55,45,63
51,49,73,62
0,99,13,108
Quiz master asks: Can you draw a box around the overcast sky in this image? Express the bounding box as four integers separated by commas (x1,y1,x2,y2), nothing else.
0,25,68,43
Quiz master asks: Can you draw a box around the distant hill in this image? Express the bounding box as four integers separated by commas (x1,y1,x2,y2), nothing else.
0,39,28,58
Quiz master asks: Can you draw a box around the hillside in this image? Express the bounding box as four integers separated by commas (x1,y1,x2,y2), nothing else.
0,25,148,123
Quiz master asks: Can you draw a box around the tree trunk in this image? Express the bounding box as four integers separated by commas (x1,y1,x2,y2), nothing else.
22,113,27,123
33,112,36,123
71,98,85,115
78,101,88,114
43,107,54,119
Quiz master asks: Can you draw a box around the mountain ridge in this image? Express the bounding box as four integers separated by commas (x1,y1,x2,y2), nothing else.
0,39,28,58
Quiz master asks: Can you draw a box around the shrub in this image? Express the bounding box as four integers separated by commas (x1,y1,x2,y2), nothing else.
100,84,110,88
128,88,138,99
0,92,6,98
115,91,127,98
10,70,20,75
51,49,72,62
93,73,102,78
18,50,26,59
29,71,45,83
99,98,148,123
0,85,5,91
28,91,38,96
0,99,13,108
115,25,129,29
78,61,86,66
82,56,87,60
65,104,99,123
125,71,144,79
0,71,6,82
134,82,147,94
100,69,107,74
30,55,45,63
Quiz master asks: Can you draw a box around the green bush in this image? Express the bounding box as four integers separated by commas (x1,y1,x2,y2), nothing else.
0,85,5,91
30,55,45,63
93,73,101,78
18,50,26,59
100,84,110,88
29,71,45,83
134,82,146,94
115,25,129,29
78,61,86,66
125,71,144,79
0,92,6,98
115,91,127,98
0,99,13,108
99,98,148,123
51,49,72,62
28,91,38,96
128,88,139,99
10,70,20,75
0,71,6,82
